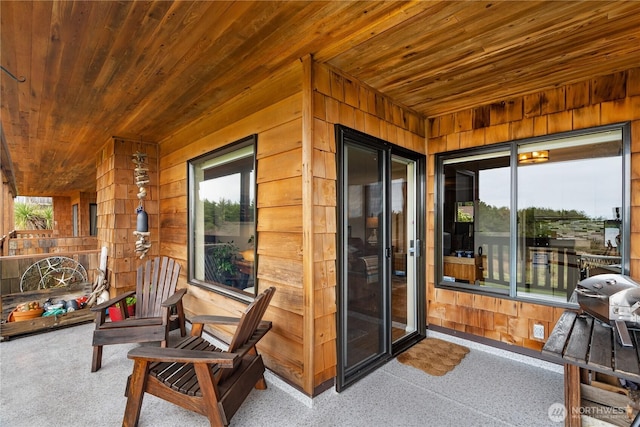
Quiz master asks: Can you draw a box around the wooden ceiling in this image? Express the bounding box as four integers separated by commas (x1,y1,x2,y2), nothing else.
2,1,639,196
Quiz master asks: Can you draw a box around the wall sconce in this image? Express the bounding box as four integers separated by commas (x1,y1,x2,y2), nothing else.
518,150,549,164
366,216,378,244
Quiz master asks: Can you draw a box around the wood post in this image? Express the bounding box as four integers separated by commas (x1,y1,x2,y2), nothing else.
301,54,315,395
565,364,581,427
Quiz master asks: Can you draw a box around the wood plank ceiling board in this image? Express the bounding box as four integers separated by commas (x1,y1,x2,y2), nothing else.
131,2,303,135
326,1,640,115
1,0,640,196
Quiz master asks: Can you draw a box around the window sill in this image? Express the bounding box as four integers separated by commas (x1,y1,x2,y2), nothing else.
436,280,579,309
188,279,255,304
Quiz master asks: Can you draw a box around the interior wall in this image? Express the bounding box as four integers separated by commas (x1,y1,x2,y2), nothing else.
426,68,640,351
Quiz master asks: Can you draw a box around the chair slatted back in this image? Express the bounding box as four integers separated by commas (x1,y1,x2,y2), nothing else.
227,287,275,354
136,257,181,318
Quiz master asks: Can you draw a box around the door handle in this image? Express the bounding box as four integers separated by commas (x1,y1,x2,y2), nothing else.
409,240,421,257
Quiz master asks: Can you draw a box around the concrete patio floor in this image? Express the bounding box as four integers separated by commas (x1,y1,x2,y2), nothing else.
0,322,566,426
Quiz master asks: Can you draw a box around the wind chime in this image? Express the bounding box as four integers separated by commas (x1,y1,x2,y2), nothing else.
132,150,150,259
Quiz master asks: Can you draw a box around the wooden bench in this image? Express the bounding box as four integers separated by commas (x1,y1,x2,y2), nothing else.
543,311,640,426
1,281,94,340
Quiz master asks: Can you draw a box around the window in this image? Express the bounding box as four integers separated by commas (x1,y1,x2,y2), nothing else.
436,124,630,305
188,136,256,296
89,203,97,236
72,204,79,237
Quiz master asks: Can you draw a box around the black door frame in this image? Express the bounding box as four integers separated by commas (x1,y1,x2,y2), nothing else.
335,125,426,391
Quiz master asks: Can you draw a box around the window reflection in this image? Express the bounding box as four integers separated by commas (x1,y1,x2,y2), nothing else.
516,134,623,302
189,138,256,294
439,126,627,305
443,152,510,293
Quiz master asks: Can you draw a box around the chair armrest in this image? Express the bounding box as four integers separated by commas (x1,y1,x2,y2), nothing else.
127,346,238,368
161,288,187,307
90,290,136,312
229,321,273,358
191,315,241,326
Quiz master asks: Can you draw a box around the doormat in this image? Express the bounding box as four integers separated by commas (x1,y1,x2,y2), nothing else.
397,338,469,376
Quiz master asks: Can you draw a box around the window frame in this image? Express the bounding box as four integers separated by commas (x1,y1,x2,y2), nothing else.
72,203,79,237
435,123,631,307
187,135,257,302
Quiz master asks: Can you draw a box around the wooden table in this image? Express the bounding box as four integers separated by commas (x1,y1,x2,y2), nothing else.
443,255,483,284
542,310,640,426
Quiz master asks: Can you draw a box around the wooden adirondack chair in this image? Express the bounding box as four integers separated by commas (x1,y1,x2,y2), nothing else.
91,256,186,372
122,286,275,427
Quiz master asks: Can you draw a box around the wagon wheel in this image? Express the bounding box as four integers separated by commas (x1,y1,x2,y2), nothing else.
20,256,88,292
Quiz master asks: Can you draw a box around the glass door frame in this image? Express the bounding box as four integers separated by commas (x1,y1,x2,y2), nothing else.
335,125,426,391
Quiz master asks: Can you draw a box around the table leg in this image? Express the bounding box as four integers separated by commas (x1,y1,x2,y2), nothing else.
565,364,581,427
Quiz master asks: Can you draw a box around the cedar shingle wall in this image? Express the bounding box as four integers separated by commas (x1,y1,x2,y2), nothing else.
52,196,72,236
426,68,640,351
156,58,426,395
7,236,97,256
96,138,159,294
70,192,97,237
312,62,425,386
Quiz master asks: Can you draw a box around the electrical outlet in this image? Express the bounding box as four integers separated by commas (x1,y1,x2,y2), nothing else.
533,323,545,340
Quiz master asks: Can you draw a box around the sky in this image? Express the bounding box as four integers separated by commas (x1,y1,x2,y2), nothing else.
479,156,622,220
197,156,621,221
199,172,255,204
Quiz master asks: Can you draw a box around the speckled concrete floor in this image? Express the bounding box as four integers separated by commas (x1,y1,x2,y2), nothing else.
0,322,564,426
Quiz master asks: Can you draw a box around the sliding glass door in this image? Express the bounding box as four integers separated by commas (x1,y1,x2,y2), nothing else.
391,155,418,343
341,143,385,373
336,126,425,391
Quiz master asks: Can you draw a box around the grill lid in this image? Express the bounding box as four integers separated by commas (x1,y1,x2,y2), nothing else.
578,274,640,297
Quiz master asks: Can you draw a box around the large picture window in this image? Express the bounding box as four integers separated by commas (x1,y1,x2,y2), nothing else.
188,135,256,296
436,124,630,305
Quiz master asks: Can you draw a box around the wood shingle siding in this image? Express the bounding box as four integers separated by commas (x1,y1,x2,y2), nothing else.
155,58,424,394
158,61,305,389
426,68,640,351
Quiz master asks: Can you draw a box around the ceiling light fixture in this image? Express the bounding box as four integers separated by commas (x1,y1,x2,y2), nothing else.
518,150,549,164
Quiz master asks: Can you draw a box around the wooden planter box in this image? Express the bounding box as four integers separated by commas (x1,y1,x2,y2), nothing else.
1,281,94,340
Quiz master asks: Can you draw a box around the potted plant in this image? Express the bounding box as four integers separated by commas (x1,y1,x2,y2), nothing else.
108,296,136,321
206,242,239,286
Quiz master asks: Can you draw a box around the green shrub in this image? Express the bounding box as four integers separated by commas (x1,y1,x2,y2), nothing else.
14,202,52,230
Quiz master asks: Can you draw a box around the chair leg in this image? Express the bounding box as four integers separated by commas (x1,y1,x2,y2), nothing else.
254,376,268,390
92,345,102,372
123,359,150,427
194,363,226,427
248,347,267,389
